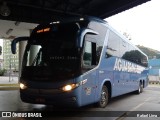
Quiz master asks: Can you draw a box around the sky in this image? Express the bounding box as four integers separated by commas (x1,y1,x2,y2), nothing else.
105,0,160,51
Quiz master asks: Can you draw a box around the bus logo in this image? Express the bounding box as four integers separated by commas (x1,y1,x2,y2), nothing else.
113,58,145,74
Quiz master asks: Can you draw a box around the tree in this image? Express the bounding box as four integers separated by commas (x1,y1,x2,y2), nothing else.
123,32,132,40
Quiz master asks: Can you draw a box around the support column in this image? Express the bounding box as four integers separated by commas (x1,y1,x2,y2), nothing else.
19,41,27,79
18,30,32,80
18,29,40,80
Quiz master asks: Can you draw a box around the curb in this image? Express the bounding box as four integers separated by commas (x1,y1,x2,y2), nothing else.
0,84,19,90
0,83,19,86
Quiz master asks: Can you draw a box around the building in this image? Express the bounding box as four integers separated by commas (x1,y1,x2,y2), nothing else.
0,39,3,68
148,59,160,83
3,39,19,72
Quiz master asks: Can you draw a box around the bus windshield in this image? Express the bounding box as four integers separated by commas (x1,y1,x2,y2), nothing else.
22,23,81,80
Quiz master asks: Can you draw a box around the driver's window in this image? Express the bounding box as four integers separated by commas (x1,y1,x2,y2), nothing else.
82,33,102,72
83,41,92,66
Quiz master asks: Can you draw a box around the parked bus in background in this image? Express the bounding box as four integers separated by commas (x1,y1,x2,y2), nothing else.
11,16,148,108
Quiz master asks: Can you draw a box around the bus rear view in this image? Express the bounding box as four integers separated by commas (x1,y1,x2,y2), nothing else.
11,17,148,108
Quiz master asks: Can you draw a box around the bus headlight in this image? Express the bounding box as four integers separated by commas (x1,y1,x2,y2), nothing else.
62,79,87,92
62,84,77,92
20,83,27,90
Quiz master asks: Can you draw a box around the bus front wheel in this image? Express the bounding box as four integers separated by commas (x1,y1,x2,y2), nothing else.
97,85,109,108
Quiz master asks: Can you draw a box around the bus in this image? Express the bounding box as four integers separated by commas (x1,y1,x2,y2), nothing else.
11,17,148,108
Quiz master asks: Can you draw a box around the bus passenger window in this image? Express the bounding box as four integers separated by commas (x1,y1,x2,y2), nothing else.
106,31,120,58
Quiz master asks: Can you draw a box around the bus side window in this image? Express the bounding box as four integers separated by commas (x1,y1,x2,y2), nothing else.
106,31,120,58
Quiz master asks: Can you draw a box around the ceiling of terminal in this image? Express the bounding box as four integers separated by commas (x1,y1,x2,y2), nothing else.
0,0,150,23
0,19,37,39
0,0,150,39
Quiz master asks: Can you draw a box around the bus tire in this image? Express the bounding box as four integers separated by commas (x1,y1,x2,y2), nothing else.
136,82,143,94
140,82,143,93
97,85,109,108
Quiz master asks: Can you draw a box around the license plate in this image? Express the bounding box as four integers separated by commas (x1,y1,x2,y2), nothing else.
35,98,45,103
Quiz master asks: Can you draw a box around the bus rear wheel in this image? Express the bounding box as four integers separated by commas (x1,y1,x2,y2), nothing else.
97,85,109,108
136,82,143,94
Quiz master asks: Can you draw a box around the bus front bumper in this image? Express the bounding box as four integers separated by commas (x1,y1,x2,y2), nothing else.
20,88,80,107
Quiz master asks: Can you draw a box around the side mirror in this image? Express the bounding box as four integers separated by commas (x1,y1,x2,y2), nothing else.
11,37,29,54
77,28,99,48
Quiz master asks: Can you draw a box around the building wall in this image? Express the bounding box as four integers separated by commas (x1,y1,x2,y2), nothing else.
0,39,3,68
149,69,160,76
148,59,160,82
3,39,19,72
149,59,160,68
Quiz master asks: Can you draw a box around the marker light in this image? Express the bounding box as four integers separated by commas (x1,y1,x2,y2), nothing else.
20,83,27,90
37,28,50,33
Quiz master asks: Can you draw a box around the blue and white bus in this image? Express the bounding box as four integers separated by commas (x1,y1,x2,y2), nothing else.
11,17,148,108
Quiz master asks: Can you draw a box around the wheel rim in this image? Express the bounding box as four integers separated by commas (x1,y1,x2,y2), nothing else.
100,90,107,106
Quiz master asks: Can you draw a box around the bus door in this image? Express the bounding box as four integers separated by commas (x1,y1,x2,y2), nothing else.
80,34,100,105
81,69,97,105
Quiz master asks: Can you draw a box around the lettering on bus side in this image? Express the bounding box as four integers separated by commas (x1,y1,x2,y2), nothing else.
113,58,145,74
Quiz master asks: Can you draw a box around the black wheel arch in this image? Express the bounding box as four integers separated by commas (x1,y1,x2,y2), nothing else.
103,81,112,100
